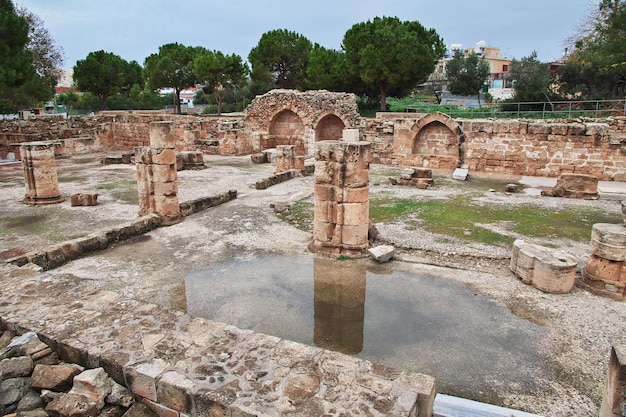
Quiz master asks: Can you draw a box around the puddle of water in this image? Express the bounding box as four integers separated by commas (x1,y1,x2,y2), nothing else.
185,254,549,402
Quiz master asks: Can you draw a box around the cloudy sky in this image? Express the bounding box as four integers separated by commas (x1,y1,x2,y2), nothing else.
16,0,594,70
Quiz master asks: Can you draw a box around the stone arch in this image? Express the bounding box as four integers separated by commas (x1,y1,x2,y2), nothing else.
315,113,346,141
410,112,465,168
244,90,361,157
267,109,306,155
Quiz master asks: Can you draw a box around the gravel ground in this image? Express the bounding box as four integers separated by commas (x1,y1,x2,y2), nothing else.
1,154,625,416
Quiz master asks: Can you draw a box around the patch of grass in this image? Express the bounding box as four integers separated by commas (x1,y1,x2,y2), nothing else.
370,195,622,246
278,200,314,232
58,176,85,183
115,191,138,204
97,181,136,190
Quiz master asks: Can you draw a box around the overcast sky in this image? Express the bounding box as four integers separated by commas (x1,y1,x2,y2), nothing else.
15,0,594,70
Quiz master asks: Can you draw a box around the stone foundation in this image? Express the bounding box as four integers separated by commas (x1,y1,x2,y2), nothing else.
276,145,304,173
389,168,434,189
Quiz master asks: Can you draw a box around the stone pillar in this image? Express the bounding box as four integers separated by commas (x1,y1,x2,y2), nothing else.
314,257,365,354
276,145,304,173
135,122,182,226
582,223,626,300
342,128,360,142
311,141,371,257
599,345,626,417
20,141,64,205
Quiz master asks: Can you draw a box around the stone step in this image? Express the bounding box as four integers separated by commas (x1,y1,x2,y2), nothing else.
433,393,544,417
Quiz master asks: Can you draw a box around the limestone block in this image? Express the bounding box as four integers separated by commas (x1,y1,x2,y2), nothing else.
30,364,82,391
414,168,432,179
532,250,579,294
44,392,99,417
543,173,599,199
342,202,369,226
151,164,177,183
250,153,267,164
452,168,468,181
622,200,626,223
510,239,578,293
149,122,174,148
125,359,168,402
599,345,626,417
153,180,178,197
400,168,415,180
590,223,626,261
342,128,360,142
343,187,369,204
70,192,98,207
0,356,33,379
368,245,395,263
69,368,111,409
156,371,195,413
179,151,205,169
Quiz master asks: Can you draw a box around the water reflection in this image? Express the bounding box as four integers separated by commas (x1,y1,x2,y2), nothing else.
185,254,550,402
313,257,365,354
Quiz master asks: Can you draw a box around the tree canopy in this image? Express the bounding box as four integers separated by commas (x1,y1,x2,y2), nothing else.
445,51,491,107
0,0,35,112
144,43,199,114
193,49,248,115
342,16,445,110
73,50,139,111
508,51,552,103
305,45,348,92
248,29,312,90
559,0,626,98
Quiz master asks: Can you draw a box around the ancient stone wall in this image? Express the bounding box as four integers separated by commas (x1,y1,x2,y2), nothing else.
364,114,626,180
3,105,626,180
244,89,361,157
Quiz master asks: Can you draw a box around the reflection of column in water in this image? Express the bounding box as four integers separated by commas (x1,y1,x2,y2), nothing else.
313,257,366,355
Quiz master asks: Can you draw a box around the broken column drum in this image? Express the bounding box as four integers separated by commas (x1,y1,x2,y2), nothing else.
311,141,371,257
20,141,64,205
135,122,182,226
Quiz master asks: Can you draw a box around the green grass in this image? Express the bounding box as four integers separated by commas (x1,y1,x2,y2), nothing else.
369,195,622,246
96,181,136,190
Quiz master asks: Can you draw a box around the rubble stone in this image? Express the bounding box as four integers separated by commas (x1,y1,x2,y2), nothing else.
541,173,599,199
70,192,98,207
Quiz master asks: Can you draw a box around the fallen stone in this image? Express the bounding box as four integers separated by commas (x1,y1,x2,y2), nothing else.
45,392,99,417
122,402,159,417
0,356,33,379
541,173,599,199
0,377,30,406
505,183,519,193
17,389,44,411
30,364,83,392
452,168,469,181
70,192,98,207
368,245,395,263
7,333,38,350
69,367,111,408
106,381,134,408
510,239,578,293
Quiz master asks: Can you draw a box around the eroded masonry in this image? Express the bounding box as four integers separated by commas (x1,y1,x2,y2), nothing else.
1,89,626,417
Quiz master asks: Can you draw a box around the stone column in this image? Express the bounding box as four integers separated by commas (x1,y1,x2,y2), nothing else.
599,345,626,417
311,141,371,257
20,141,64,205
135,122,181,226
276,145,304,173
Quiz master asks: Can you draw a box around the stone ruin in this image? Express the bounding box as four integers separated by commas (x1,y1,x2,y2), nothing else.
541,173,599,199
310,141,371,257
581,206,626,301
389,167,434,189
510,239,579,294
20,141,64,205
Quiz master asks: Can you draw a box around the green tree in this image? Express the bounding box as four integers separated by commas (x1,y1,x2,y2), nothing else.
446,51,491,107
305,45,347,91
74,50,137,111
342,16,445,111
193,50,248,115
144,43,199,114
508,51,552,103
0,0,35,112
248,29,312,89
559,0,626,98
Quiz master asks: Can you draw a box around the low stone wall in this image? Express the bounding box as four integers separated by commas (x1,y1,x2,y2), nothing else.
3,111,626,180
